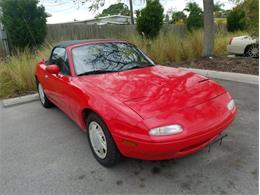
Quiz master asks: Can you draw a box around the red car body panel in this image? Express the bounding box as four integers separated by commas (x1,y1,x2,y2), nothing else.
35,40,237,160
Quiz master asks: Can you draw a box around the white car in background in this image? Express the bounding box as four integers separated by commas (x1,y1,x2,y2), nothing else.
227,35,259,58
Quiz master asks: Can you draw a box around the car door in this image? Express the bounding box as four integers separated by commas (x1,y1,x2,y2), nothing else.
44,47,73,117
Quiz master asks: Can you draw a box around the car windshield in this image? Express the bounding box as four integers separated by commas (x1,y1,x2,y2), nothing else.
72,42,155,76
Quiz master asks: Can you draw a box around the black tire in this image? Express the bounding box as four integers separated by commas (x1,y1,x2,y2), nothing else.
245,44,259,58
37,81,53,108
86,113,121,167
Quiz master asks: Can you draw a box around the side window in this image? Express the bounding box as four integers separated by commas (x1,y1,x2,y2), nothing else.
50,47,70,75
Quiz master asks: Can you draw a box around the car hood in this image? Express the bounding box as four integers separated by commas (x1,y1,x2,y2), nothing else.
76,65,226,119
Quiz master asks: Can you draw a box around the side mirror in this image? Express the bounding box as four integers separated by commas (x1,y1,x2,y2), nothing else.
46,64,60,74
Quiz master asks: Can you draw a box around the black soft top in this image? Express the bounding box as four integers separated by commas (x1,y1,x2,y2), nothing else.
55,39,127,48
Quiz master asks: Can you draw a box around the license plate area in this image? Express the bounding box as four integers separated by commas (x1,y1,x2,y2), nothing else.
208,134,228,152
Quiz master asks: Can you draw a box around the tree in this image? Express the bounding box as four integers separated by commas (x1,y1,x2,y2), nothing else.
229,0,258,35
243,0,258,35
0,0,47,49
96,3,130,17
214,1,225,17
171,11,186,24
129,0,134,24
184,2,203,31
214,1,224,12
229,0,243,4
135,9,141,18
136,0,164,39
165,14,170,23
227,6,246,32
202,0,214,57
74,0,135,24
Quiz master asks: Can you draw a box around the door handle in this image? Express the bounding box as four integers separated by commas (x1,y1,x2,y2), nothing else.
45,74,48,79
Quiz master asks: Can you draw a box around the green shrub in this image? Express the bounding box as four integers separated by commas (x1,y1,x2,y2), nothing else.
227,7,246,32
243,0,259,35
0,0,47,49
184,2,203,31
172,11,186,24
136,0,164,39
96,3,130,18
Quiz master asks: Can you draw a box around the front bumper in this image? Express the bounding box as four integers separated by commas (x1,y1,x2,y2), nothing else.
113,107,237,160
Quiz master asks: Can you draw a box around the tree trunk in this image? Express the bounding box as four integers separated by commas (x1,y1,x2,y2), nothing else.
129,0,134,24
202,0,214,57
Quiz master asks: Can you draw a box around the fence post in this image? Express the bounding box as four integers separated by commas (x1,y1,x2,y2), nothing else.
0,7,10,58
0,24,10,57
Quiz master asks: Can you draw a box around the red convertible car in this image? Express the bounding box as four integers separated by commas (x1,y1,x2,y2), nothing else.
35,39,237,167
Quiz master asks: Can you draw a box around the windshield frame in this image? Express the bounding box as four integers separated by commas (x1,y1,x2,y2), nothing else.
70,41,155,76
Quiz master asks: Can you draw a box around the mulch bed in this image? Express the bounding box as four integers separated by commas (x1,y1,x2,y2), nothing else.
167,56,259,75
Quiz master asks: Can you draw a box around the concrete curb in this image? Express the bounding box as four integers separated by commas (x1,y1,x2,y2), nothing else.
183,68,259,85
2,93,39,108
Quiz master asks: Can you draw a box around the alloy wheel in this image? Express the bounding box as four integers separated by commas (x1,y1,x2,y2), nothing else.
247,44,259,58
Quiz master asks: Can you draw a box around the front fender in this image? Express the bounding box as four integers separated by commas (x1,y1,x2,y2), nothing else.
73,81,144,136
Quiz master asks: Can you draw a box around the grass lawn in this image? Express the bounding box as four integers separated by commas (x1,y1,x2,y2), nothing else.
215,18,227,24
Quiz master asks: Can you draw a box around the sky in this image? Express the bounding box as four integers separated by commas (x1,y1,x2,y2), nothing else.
39,0,236,24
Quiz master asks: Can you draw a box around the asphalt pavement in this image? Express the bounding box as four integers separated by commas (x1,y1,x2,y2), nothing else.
0,79,258,194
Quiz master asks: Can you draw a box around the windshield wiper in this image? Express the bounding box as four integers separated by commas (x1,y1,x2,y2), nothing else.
78,70,118,76
127,65,145,70
126,63,154,71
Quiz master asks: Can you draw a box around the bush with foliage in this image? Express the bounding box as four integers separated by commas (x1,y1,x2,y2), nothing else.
0,0,47,49
214,1,224,17
96,3,130,18
136,0,164,39
227,7,246,32
184,2,203,31
243,0,258,35
172,11,186,24
227,0,258,34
